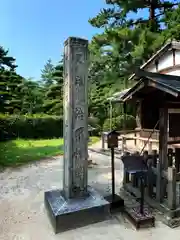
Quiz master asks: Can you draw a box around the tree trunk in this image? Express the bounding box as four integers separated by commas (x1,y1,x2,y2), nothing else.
149,0,156,31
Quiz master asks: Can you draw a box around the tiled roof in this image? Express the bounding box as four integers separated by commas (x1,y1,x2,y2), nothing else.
146,74,180,93
121,70,180,101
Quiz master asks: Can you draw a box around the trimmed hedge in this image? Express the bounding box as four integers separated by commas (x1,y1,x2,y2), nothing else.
0,114,136,141
0,114,102,141
103,115,136,132
0,114,63,141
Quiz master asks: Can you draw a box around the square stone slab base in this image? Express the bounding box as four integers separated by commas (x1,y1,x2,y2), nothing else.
105,194,124,213
44,186,110,234
125,206,155,229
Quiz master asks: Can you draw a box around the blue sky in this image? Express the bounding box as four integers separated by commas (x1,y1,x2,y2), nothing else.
0,1,149,80
0,0,106,79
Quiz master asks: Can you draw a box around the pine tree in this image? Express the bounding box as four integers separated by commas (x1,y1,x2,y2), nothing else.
43,60,64,115
88,0,174,79
87,0,179,125
20,78,44,114
0,45,18,113
0,46,17,70
6,71,24,114
0,69,24,114
164,4,180,41
0,69,9,113
89,0,179,31
40,58,55,87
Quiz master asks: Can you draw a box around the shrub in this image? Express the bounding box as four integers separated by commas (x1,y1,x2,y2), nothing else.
103,115,136,132
0,114,63,141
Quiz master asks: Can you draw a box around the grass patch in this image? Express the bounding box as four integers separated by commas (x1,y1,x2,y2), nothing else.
0,136,100,168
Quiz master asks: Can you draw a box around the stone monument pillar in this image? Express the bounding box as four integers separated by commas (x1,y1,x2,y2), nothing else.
63,37,88,199
44,37,111,234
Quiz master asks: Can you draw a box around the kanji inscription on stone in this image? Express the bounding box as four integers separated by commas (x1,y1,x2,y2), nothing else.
63,37,89,199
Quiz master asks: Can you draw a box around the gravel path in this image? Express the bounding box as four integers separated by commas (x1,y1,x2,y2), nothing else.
0,142,180,239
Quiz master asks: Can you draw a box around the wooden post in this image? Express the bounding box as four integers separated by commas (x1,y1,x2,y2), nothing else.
157,107,168,202
132,151,140,188
111,147,115,200
123,170,130,185
156,157,161,201
132,173,136,187
148,141,152,153
152,150,157,196
175,148,180,173
122,136,126,155
123,152,130,186
136,101,142,129
110,101,113,131
167,166,176,210
123,102,127,130
134,132,137,146
152,149,158,167
122,102,127,154
147,157,153,197
102,132,105,150
122,97,129,186
159,107,168,169
168,148,173,167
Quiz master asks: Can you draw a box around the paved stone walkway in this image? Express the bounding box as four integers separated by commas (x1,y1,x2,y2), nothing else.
0,142,180,239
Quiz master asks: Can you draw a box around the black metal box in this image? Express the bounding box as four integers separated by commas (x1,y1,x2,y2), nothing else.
107,130,119,148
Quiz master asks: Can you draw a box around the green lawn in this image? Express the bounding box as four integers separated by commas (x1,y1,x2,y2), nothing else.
0,137,100,168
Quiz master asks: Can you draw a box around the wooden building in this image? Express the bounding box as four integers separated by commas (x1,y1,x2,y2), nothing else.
129,40,180,77
121,69,180,225
105,40,180,225
108,40,180,150
130,40,180,135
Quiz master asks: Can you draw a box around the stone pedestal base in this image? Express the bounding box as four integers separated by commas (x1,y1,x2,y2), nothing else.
44,186,110,234
125,206,155,229
105,194,124,213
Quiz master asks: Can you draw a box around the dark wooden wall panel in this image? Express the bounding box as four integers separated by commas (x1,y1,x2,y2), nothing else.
169,113,180,137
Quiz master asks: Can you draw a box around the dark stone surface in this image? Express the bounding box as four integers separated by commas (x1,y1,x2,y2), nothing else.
125,206,155,229
105,194,124,213
44,185,110,233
